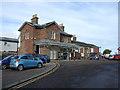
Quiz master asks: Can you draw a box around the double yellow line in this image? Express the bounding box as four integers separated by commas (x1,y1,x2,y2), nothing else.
8,61,60,89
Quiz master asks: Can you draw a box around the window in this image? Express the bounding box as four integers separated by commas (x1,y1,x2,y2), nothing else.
91,48,94,52
4,41,7,46
25,32,29,40
21,56,28,59
28,56,34,60
50,31,55,39
64,36,68,43
13,56,19,59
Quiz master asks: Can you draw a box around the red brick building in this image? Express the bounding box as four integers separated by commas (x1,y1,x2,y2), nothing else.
18,14,100,60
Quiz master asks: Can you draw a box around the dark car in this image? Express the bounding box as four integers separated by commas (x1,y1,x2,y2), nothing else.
0,55,14,69
88,55,99,60
114,54,120,60
39,55,50,63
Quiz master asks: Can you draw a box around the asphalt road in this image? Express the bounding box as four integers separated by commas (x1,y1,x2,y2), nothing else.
20,59,119,88
2,62,56,88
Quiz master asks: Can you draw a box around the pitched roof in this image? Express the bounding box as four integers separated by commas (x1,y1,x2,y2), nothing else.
18,21,73,36
0,37,19,43
71,41,99,48
60,31,73,37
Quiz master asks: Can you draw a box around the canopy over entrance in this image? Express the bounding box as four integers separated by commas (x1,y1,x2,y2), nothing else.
36,40,80,49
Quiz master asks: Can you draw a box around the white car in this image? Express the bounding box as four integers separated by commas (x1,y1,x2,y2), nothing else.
108,55,114,60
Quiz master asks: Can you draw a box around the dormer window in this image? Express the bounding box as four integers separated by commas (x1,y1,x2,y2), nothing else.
50,31,55,40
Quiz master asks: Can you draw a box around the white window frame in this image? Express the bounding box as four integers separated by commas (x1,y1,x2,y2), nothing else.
91,48,94,53
50,31,56,40
25,32,29,40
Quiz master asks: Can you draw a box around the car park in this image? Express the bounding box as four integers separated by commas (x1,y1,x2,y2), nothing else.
0,55,14,69
10,55,43,71
88,55,99,60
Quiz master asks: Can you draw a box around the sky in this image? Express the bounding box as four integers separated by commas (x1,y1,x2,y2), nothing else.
0,1,118,53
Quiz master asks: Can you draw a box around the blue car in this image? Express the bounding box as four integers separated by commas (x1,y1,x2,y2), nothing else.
23,54,50,64
39,55,51,63
10,55,43,71
0,55,14,69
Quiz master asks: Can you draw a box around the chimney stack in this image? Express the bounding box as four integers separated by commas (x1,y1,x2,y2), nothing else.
73,35,77,41
31,14,39,24
59,23,65,32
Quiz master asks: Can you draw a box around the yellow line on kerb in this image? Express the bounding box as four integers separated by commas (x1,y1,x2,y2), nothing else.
8,62,60,89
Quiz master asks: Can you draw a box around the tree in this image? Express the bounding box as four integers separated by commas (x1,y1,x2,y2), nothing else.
103,49,112,55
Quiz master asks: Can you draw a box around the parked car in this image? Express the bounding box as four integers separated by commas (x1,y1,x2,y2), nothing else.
104,54,110,59
0,55,14,69
39,55,50,63
10,55,43,71
114,54,120,60
88,55,99,60
108,55,114,60
24,54,50,63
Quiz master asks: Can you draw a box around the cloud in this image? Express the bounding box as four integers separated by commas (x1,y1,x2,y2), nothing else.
1,2,118,53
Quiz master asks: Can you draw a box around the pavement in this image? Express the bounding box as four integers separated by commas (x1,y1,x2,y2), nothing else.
2,62,58,89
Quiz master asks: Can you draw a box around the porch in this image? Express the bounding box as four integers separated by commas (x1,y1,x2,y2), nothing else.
35,40,80,60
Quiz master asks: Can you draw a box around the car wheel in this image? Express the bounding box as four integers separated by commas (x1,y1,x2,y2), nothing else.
37,63,43,68
2,64,7,70
17,65,24,71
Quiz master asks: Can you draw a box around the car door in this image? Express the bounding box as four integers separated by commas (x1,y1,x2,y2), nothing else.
20,56,30,68
27,56,36,67
33,57,39,67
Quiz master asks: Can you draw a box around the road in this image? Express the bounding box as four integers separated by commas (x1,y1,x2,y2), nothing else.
19,59,119,88
2,62,56,88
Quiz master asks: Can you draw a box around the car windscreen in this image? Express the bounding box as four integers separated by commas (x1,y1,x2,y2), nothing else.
13,55,19,59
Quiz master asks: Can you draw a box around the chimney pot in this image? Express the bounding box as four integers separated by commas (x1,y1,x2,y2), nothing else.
59,23,64,31
31,14,39,24
73,35,77,41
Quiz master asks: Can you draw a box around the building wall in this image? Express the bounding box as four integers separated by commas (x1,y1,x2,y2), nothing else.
18,24,34,55
0,41,18,51
60,35,71,43
93,47,99,54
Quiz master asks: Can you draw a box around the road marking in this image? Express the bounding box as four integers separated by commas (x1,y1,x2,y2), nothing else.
8,62,60,89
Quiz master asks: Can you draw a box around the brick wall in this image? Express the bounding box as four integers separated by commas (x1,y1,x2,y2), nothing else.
93,47,99,54
18,24,34,55
60,35,71,43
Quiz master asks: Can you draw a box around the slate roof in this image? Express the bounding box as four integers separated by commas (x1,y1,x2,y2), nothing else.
71,41,99,48
0,37,19,43
18,21,73,36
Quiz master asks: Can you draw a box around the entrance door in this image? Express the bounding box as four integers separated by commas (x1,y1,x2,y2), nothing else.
50,50,56,59
36,45,39,54
53,50,56,59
